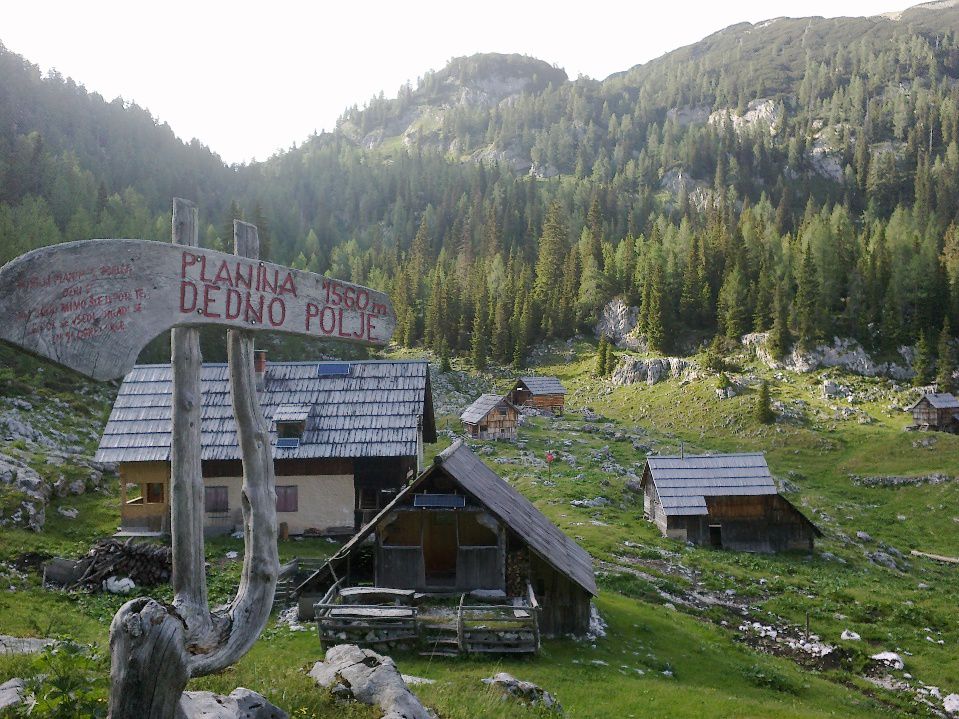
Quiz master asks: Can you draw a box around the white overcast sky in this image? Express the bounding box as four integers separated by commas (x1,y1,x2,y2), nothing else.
3,1,918,165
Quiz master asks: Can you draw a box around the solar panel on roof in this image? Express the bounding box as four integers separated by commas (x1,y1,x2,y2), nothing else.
276,437,301,449
413,493,466,508
317,362,351,377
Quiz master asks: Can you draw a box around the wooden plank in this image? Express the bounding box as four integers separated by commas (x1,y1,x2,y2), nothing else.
0,238,396,380
339,587,416,601
328,607,414,618
911,549,959,564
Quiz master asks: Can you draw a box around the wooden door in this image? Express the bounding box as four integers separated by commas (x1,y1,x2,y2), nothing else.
423,512,457,585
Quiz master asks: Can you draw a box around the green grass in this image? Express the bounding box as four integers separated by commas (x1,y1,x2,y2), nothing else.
2,338,958,716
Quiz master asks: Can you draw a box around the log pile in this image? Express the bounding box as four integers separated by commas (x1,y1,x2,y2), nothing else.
70,539,172,590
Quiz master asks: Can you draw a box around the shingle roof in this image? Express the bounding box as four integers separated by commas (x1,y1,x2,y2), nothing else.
460,394,513,424
517,376,566,396
95,360,435,463
907,392,959,411
318,441,596,596
644,453,777,516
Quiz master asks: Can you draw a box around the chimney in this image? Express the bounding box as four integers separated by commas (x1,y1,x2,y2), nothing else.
254,350,268,390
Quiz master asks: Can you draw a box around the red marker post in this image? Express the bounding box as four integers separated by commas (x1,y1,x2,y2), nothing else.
546,450,555,481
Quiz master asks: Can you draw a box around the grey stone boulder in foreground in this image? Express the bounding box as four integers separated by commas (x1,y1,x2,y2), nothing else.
483,672,564,713
310,644,434,719
176,687,287,719
0,635,56,654
0,679,25,711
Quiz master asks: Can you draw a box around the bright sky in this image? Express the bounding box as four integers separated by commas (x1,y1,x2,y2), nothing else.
3,1,919,165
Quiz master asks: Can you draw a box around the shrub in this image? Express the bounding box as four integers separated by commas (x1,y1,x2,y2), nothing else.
16,641,109,718
741,663,802,694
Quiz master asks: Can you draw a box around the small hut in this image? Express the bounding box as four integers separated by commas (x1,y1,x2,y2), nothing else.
640,453,820,552
297,441,596,639
510,376,566,415
460,394,519,440
907,393,959,432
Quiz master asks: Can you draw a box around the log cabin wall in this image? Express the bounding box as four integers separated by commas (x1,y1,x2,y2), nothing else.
529,553,591,636
702,495,816,552
524,394,565,415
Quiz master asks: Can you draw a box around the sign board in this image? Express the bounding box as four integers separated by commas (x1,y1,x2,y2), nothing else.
0,239,396,381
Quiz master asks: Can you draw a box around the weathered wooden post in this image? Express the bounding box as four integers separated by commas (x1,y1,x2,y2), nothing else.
0,198,396,717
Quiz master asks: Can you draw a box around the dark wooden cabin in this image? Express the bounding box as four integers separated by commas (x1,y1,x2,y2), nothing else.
907,393,959,432
640,453,820,552
297,441,596,637
509,376,566,415
96,358,436,536
460,394,519,440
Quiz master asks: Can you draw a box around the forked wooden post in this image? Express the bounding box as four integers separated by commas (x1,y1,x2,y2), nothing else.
170,198,214,646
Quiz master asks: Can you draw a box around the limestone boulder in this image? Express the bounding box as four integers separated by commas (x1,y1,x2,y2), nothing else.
177,687,287,719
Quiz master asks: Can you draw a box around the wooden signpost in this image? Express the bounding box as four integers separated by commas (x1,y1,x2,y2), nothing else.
0,198,398,718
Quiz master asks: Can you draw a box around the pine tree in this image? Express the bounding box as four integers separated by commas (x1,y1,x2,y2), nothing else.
645,265,667,354
717,264,749,340
935,318,956,393
913,330,933,387
439,338,452,373
756,380,775,424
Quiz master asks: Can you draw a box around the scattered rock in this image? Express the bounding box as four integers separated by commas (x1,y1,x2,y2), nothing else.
855,531,873,543
401,675,435,686
310,644,434,719
56,506,78,519
944,693,959,714
871,651,905,670
0,636,56,654
841,630,861,641
570,497,609,508
482,673,563,714
0,678,24,711
178,687,287,719
586,604,607,640
225,551,239,560
851,473,954,488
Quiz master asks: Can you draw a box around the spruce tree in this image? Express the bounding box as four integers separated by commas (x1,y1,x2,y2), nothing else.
768,285,792,360
595,335,609,376
645,266,667,354
795,247,822,351
604,341,618,377
439,338,452,373
756,380,775,424
936,318,956,393
913,330,933,387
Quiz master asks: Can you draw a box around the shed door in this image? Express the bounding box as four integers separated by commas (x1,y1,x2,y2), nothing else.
423,512,457,585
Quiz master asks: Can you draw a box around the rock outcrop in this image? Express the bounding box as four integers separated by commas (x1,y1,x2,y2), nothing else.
595,299,644,350
177,687,287,719
310,644,434,719
0,678,25,711
743,333,913,380
708,98,782,136
611,356,690,386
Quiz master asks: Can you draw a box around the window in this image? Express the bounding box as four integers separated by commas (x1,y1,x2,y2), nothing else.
498,407,508,416
276,485,298,513
277,421,305,439
205,486,228,513
146,483,164,504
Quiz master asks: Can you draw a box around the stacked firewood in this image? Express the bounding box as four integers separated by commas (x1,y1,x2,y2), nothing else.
71,538,172,590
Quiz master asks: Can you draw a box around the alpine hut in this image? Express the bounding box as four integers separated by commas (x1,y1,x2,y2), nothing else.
296,441,597,638
907,392,959,432
95,356,436,536
640,452,820,552
509,376,566,415
460,394,519,440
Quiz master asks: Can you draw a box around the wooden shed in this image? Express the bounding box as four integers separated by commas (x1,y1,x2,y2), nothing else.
297,441,596,637
460,394,519,440
640,453,820,552
95,358,436,537
509,376,566,415
907,393,959,432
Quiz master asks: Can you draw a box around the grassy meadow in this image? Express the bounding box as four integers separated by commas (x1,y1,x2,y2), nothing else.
1,339,957,717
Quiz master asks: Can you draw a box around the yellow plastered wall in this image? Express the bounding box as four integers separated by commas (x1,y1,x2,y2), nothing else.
204,474,355,534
